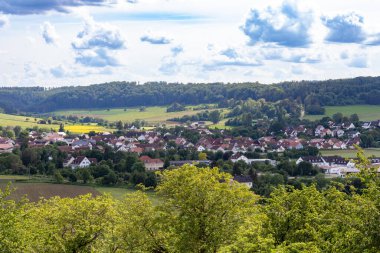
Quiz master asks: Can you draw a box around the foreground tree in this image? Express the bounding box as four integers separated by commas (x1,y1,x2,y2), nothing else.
156,165,259,252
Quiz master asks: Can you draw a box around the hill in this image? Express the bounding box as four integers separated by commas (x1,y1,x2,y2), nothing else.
1,76,380,113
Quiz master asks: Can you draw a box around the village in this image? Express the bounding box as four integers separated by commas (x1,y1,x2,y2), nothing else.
1,118,380,185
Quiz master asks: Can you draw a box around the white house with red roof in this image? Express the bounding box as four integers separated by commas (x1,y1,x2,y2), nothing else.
139,156,164,171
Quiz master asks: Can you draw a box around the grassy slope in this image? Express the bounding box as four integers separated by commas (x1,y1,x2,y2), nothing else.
304,105,380,121
54,106,207,124
54,106,231,128
0,113,109,133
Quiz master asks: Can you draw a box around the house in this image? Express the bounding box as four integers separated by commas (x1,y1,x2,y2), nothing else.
0,143,14,153
230,153,249,163
65,156,97,169
233,175,253,188
315,125,325,136
196,145,206,152
362,120,380,129
139,156,164,171
333,129,345,138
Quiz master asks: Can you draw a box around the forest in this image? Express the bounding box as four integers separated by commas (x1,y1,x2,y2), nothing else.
1,76,380,113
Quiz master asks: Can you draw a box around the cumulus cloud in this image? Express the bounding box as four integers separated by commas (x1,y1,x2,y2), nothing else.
140,34,171,45
50,63,113,78
348,54,368,68
241,1,313,47
203,47,263,71
41,22,59,44
72,17,125,67
322,13,366,43
72,20,125,50
0,0,113,15
366,34,380,46
171,45,183,56
258,47,323,64
0,14,9,28
220,48,238,59
159,58,180,75
75,48,119,67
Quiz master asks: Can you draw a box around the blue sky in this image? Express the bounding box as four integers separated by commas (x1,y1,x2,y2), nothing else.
1,0,380,86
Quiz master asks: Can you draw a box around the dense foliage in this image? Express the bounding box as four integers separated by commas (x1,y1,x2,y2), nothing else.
1,76,380,113
1,154,380,252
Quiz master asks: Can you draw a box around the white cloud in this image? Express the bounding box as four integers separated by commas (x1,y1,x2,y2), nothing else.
0,14,9,28
71,16,126,67
1,0,380,85
41,22,59,45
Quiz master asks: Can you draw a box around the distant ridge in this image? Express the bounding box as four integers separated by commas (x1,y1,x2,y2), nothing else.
1,76,379,113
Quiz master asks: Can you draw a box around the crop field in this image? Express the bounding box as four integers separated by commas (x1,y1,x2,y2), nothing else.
53,106,224,125
0,183,100,202
321,148,380,158
304,105,380,121
0,113,109,133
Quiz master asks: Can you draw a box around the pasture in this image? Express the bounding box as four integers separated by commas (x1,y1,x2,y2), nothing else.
53,106,209,124
304,105,380,121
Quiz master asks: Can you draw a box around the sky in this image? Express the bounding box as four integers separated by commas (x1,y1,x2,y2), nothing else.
1,0,380,86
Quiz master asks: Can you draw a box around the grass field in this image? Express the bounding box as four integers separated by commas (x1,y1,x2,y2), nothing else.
0,113,110,133
321,148,380,158
304,105,380,121
0,175,31,180
53,106,229,126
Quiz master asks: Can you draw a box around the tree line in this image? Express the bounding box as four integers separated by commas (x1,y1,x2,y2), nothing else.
1,76,380,113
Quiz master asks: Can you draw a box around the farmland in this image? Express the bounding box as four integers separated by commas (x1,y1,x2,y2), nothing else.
53,106,225,125
0,182,100,202
304,105,380,121
0,113,110,133
52,106,234,130
0,178,159,204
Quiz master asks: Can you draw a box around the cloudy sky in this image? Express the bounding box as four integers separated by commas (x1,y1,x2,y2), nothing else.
1,0,380,86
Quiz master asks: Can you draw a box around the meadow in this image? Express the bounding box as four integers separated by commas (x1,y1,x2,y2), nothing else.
53,106,231,129
304,105,380,121
0,113,110,133
54,106,208,124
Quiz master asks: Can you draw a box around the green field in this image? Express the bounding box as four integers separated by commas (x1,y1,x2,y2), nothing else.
0,175,31,180
321,148,380,158
0,113,110,133
304,105,380,121
53,106,228,126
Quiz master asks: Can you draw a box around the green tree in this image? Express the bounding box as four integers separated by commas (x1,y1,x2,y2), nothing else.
59,123,65,132
209,110,222,124
156,165,258,252
54,170,64,184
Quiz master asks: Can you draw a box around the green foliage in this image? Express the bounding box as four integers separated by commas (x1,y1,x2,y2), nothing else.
156,165,259,252
2,154,380,252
